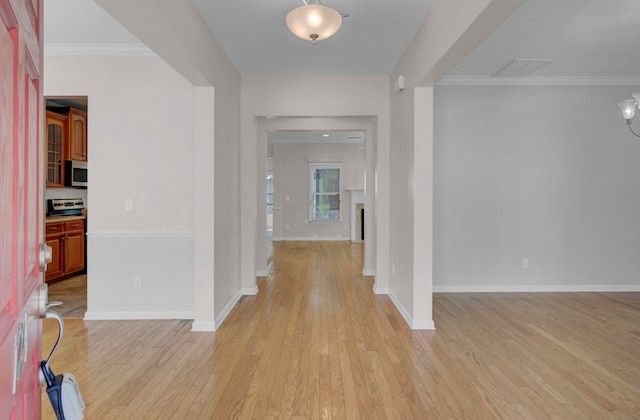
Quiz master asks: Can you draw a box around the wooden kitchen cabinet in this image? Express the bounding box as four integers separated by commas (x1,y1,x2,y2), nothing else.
46,111,67,187
67,108,88,161
45,107,88,187
45,219,85,282
45,222,64,280
63,220,85,273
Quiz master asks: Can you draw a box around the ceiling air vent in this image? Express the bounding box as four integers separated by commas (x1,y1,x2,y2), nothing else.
492,59,552,77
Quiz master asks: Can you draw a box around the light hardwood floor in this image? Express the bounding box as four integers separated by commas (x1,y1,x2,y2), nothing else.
42,241,640,419
46,274,87,318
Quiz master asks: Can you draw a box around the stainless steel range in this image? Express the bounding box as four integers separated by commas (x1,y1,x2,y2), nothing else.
47,198,85,217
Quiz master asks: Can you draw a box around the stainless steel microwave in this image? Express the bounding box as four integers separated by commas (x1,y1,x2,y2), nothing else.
65,160,88,188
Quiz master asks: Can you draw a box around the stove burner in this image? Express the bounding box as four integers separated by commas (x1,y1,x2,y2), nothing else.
47,198,85,216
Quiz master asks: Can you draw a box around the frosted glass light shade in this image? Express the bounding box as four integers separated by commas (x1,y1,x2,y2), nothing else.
618,99,637,120
286,5,342,43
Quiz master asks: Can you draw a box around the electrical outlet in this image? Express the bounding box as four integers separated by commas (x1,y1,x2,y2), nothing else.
285,224,290,230
134,276,142,289
522,258,529,269
125,198,134,212
392,264,396,276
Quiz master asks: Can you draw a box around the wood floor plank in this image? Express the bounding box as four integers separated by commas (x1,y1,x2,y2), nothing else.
47,274,87,318
42,241,640,419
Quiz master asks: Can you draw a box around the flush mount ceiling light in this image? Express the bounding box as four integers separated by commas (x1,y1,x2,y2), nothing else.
286,0,342,45
618,91,640,138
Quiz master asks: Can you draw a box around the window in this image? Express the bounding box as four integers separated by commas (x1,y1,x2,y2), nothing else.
266,173,273,214
310,164,341,221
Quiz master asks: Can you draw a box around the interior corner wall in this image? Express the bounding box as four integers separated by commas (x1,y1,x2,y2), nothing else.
44,55,196,318
193,86,216,330
434,84,640,291
387,0,523,329
212,75,242,325
94,0,244,327
388,86,416,320
412,87,435,328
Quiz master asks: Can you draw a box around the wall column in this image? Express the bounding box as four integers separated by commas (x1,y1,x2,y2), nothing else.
412,87,435,329
192,86,216,331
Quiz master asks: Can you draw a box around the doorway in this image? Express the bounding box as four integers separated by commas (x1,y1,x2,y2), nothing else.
251,118,376,285
44,96,89,318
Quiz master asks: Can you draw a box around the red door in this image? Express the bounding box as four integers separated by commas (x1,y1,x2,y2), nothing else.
0,0,44,419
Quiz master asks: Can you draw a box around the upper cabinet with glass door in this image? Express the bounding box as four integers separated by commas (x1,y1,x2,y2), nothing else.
46,111,67,187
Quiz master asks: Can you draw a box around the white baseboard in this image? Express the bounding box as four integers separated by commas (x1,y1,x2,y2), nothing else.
372,285,388,294
412,319,436,330
242,286,259,295
388,292,436,330
270,236,350,241
433,284,640,293
215,290,243,328
193,286,258,331
362,268,375,276
388,292,411,327
191,320,216,332
83,310,195,320
255,270,269,277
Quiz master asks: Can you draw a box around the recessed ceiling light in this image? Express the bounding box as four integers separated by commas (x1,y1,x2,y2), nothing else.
322,134,330,137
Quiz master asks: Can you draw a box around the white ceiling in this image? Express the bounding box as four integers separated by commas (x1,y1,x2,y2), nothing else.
268,130,365,144
447,0,640,80
44,0,141,44
190,0,432,75
43,0,640,144
44,0,640,79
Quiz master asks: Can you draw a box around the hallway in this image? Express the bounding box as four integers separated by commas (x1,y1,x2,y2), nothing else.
42,241,640,418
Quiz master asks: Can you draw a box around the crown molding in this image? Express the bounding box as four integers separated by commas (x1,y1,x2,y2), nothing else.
44,43,155,57
438,75,640,86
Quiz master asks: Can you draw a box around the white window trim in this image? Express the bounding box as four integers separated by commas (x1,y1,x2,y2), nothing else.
309,163,342,223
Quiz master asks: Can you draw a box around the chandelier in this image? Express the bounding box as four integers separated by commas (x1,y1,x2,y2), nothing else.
618,92,640,138
286,0,342,45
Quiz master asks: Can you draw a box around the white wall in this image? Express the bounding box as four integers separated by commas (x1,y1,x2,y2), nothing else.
93,0,243,330
389,87,416,320
434,84,640,291
272,142,364,240
212,83,241,325
44,55,196,318
388,0,522,329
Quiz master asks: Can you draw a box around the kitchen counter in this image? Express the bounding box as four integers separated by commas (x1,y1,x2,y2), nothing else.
45,215,86,223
